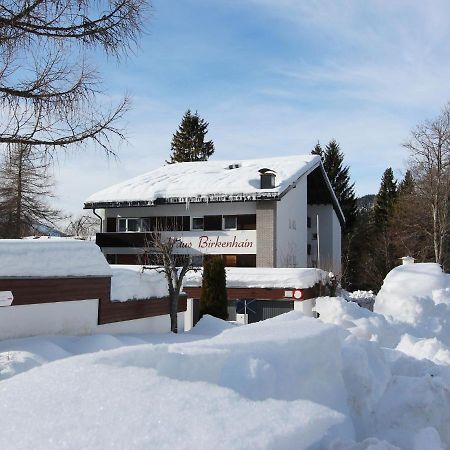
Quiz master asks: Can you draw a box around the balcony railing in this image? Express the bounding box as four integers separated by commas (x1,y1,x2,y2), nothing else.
96,230,257,255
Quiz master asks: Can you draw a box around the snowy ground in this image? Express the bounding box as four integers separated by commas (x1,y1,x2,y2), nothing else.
1,263,450,449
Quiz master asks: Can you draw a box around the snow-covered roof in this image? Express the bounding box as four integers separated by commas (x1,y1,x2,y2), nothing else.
0,239,112,278
84,155,321,208
183,267,330,289
110,265,168,301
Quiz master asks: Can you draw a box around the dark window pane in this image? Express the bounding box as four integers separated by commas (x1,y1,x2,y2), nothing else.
307,217,311,228
237,214,256,230
183,216,190,231
204,215,222,231
118,218,127,232
223,215,237,230
106,218,117,232
142,218,152,232
236,254,256,267
192,217,204,230
155,216,167,230
127,218,139,232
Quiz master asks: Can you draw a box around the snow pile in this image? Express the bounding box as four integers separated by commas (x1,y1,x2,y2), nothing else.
86,155,320,205
110,265,168,301
0,313,354,449
375,263,450,323
0,239,112,277
2,263,450,449
339,289,376,311
396,334,450,366
316,296,450,449
184,267,329,289
374,263,450,347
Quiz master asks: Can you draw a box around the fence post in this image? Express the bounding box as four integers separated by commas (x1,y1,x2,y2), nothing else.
184,298,194,331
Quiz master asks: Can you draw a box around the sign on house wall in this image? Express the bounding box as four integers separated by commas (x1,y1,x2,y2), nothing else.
164,231,257,255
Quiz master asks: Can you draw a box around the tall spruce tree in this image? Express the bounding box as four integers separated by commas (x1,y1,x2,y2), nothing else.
167,110,215,163
312,140,357,229
374,168,398,229
398,170,414,195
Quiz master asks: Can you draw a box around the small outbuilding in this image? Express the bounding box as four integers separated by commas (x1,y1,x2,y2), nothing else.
0,239,186,340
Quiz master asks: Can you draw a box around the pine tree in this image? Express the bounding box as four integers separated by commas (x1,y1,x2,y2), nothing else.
398,170,414,195
311,141,323,157
200,256,228,320
167,110,215,163
374,168,397,230
312,140,357,229
322,140,357,229
0,145,61,238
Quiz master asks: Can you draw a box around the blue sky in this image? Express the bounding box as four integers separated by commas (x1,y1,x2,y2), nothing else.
55,0,450,215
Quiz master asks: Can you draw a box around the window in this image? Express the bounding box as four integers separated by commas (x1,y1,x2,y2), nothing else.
117,218,142,232
127,218,139,232
223,255,237,267
312,233,318,240
307,216,311,228
237,214,256,230
307,244,312,255
223,215,237,230
204,215,222,231
141,217,153,232
118,218,127,232
106,218,117,232
192,217,204,230
236,254,256,267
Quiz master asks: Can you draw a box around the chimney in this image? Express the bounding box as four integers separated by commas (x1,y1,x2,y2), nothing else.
258,168,276,189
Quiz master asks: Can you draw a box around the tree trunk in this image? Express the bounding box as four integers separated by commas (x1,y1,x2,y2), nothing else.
170,291,178,333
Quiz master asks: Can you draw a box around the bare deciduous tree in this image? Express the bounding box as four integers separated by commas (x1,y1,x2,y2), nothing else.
403,103,450,267
0,143,61,237
142,232,195,333
65,213,100,238
0,0,148,153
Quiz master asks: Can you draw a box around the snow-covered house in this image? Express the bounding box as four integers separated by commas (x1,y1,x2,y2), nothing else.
84,155,344,274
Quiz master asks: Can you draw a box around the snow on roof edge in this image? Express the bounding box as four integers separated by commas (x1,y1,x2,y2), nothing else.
84,155,321,207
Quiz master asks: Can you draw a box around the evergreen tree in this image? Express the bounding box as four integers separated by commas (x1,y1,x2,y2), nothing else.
398,170,414,195
374,168,398,229
311,141,323,157
0,145,61,238
322,140,357,229
167,110,215,163
200,256,228,320
312,140,357,229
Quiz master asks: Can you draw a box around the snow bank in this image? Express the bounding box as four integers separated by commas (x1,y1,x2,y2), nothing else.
0,239,111,277
3,261,450,449
316,294,450,449
375,263,450,323
110,265,168,301
184,267,329,289
396,334,450,366
374,263,450,346
0,313,354,449
86,155,319,205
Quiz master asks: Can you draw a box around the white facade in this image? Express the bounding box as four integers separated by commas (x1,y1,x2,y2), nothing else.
276,175,308,268
307,205,342,274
